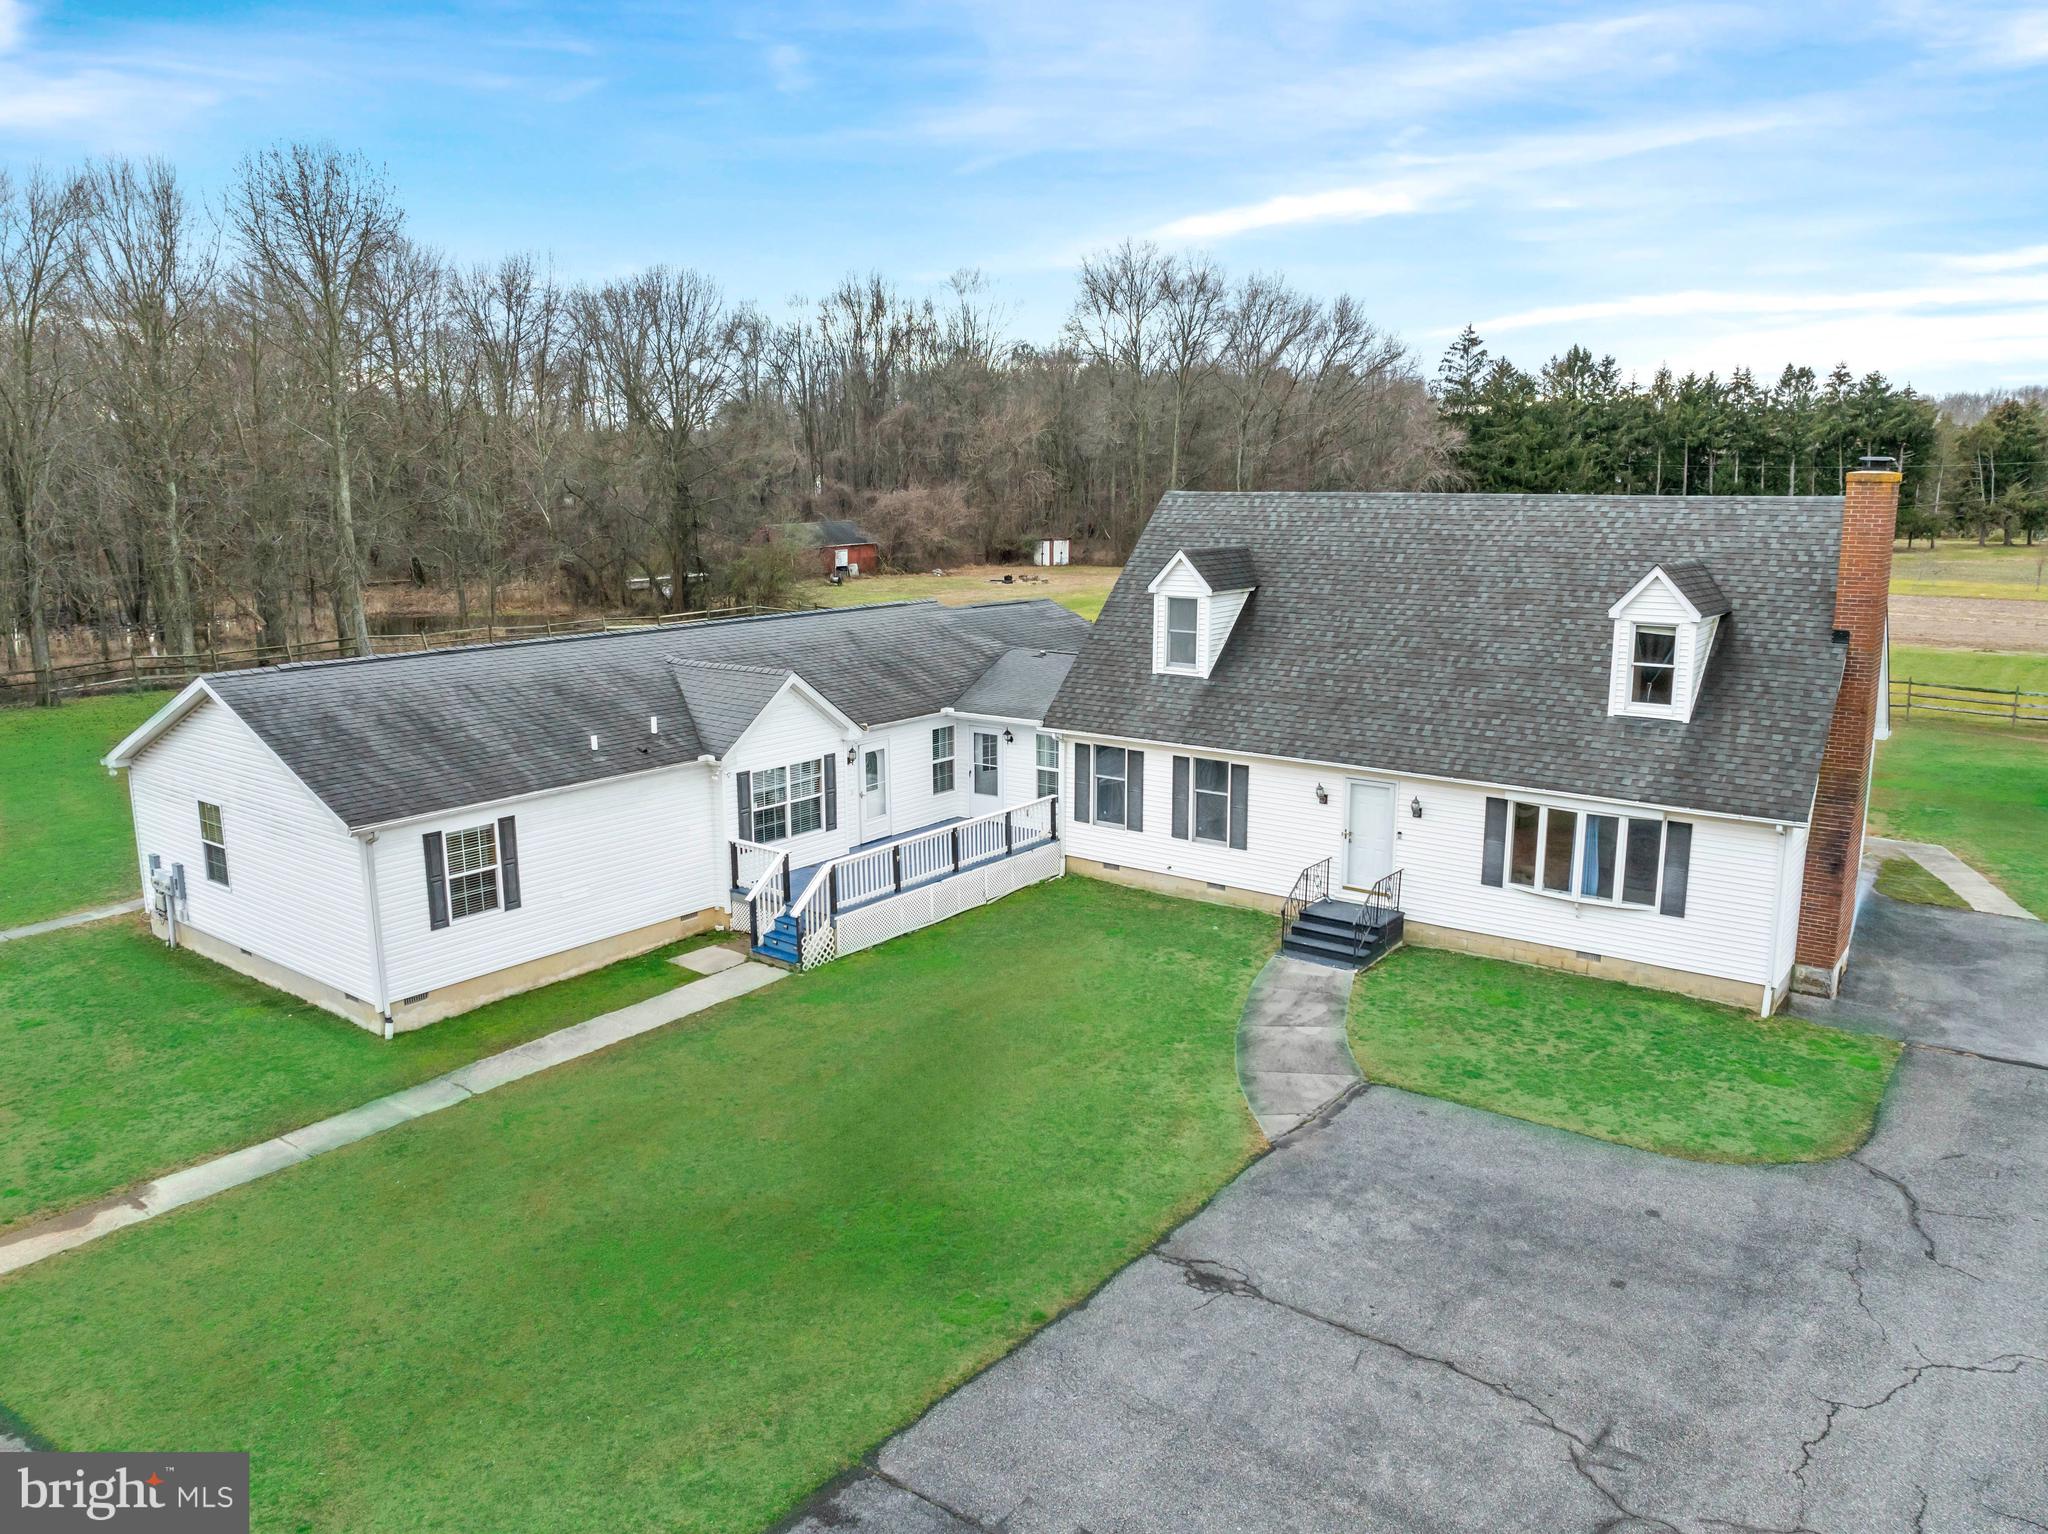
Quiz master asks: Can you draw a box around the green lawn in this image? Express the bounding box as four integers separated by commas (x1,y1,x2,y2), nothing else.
1872,855,1969,910
1890,645,2048,696
0,878,1269,1532
0,921,720,1232
0,691,173,928
1348,947,1900,1164
1871,719,2048,917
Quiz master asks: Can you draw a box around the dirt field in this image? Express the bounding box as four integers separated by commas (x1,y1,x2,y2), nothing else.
1890,595,2048,652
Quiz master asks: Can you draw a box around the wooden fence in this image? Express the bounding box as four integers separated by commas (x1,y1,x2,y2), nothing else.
0,603,812,707
1891,677,2048,728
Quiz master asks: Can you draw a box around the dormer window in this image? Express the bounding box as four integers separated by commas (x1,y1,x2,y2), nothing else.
1630,626,1677,706
1165,598,1199,668
1607,562,1729,723
1147,545,1256,679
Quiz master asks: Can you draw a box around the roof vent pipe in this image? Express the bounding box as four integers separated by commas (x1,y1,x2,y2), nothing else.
590,734,599,752
649,715,659,735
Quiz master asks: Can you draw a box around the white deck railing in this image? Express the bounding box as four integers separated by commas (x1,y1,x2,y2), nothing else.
780,795,1060,964
733,843,789,937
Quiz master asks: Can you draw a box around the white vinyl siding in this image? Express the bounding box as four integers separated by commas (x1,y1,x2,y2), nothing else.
125,696,377,1003
726,687,849,870
1064,734,1789,989
377,764,723,1001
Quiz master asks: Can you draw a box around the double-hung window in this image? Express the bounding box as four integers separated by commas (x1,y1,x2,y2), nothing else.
1165,597,1198,668
446,822,501,919
197,801,228,885
752,759,824,843
1093,746,1129,826
1506,798,1669,908
1191,757,1232,843
1036,733,1059,799
931,726,956,794
1631,625,1677,706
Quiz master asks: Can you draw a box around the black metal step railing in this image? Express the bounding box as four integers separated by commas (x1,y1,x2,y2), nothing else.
1281,857,1331,948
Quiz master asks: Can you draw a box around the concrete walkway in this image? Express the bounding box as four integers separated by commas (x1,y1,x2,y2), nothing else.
0,898,144,944
0,951,784,1279
1868,835,2037,920
1235,954,1360,1140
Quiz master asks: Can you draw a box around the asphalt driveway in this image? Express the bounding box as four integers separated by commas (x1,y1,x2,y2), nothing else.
1793,890,2048,1068
790,915,2048,1532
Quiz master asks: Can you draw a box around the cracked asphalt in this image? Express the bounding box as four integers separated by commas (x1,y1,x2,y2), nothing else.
786,906,2047,1534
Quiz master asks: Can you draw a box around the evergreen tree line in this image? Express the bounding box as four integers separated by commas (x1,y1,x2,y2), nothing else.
1435,327,2048,547
0,149,1451,703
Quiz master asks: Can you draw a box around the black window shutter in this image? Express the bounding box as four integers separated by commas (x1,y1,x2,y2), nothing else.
1228,763,1250,850
1481,797,1508,887
1660,821,1692,917
1127,750,1145,833
735,770,752,841
823,754,838,831
1171,756,1190,839
1073,744,1091,823
497,816,522,910
423,831,449,930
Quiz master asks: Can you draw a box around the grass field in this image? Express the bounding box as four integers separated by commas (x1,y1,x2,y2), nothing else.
796,563,1119,620
1892,541,2048,602
1889,644,2048,697
0,921,721,1231
0,691,172,929
1348,947,1900,1164
0,878,1269,1533
1870,718,2048,918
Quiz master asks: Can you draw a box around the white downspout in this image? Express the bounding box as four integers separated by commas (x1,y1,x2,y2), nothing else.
1761,823,1791,1016
358,831,394,1040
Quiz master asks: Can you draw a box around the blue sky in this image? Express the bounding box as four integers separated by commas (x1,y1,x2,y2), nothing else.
4,0,2046,392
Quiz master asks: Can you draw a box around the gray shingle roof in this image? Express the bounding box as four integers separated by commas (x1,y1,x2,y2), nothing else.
1660,560,1732,618
953,649,1077,720
1180,546,1258,591
201,599,1087,829
1047,492,1849,823
669,659,794,757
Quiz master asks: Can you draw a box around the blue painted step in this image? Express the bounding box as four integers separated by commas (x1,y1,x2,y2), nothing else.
752,913,802,964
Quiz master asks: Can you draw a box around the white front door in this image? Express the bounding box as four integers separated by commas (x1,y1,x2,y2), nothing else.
861,746,891,838
1344,780,1394,890
971,730,1001,806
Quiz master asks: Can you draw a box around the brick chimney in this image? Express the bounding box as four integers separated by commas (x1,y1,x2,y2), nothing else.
1793,460,1900,997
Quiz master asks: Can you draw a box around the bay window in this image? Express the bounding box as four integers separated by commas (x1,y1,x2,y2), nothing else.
1505,798,1671,909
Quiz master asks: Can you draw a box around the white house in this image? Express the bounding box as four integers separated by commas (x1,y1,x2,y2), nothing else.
104,468,1898,1032
104,599,1086,1034
1046,469,1902,1014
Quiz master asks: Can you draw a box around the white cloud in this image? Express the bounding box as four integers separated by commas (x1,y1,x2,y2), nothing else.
1945,242,2048,272
1476,273,2048,332
1152,106,1813,242
765,42,810,94
0,0,25,55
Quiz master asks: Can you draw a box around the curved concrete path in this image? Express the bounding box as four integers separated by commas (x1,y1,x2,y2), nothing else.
1235,954,1361,1140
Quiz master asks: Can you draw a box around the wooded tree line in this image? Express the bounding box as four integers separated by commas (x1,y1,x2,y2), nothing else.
1436,327,2048,546
0,148,1450,703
